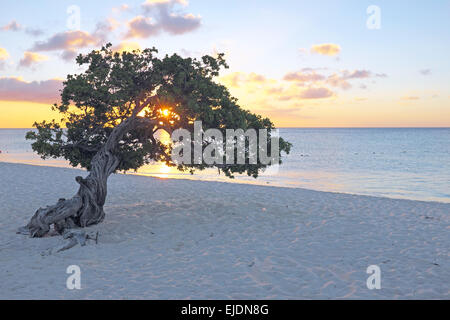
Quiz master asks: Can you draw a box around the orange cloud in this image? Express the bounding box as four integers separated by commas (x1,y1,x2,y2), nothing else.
326,70,386,90
311,43,341,56
283,71,325,83
248,73,266,83
0,47,9,60
219,71,337,125
19,52,48,68
282,68,385,91
125,16,160,39
112,41,142,53
31,31,97,51
299,87,334,99
220,72,268,88
326,73,352,90
31,30,98,61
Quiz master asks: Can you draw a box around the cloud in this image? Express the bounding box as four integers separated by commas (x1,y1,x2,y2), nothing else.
265,87,284,95
112,41,142,53
223,73,244,87
30,30,100,61
60,50,78,62
326,69,387,90
26,16,138,60
419,69,431,76
326,73,352,90
300,67,328,72
25,27,45,36
31,31,98,52
0,77,62,103
159,13,201,35
220,72,267,88
0,47,8,70
220,71,336,107
0,47,9,60
220,66,387,110
253,105,306,119
283,71,325,83
248,73,266,83
29,18,119,61
1,20,21,31
125,0,201,39
282,69,380,90
29,17,117,58
112,3,131,14
125,16,160,38
310,43,341,56
143,0,188,10
1,20,44,36
267,87,335,101
299,87,334,99
93,18,120,43
19,52,48,68
342,70,371,79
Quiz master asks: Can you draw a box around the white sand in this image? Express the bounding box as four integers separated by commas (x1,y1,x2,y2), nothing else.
0,162,448,299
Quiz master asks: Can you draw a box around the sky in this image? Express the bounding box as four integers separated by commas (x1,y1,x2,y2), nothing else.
0,0,449,128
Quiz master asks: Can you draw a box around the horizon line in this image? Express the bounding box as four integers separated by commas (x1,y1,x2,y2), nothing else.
1,126,450,130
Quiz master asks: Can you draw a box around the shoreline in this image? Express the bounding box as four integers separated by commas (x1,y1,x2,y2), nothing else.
0,160,449,205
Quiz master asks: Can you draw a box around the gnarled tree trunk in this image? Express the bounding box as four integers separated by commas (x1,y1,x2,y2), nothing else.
18,117,135,238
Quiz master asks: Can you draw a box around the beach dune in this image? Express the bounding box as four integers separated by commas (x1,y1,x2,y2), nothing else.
0,162,448,299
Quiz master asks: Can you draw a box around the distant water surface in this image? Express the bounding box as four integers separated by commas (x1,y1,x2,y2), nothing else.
1,128,449,203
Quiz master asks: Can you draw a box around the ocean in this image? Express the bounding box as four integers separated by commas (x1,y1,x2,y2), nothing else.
1,128,449,203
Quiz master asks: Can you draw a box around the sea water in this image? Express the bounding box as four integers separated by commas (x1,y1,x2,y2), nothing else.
1,128,449,203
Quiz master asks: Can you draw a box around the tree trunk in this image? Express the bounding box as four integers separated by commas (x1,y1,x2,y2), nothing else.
18,117,134,238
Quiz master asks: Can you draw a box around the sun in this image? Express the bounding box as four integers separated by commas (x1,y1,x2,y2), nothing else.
137,108,171,118
160,163,171,174
156,163,172,178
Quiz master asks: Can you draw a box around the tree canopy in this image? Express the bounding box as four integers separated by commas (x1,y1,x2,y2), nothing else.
26,43,291,178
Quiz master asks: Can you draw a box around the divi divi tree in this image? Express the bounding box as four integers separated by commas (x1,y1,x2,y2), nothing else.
19,44,291,238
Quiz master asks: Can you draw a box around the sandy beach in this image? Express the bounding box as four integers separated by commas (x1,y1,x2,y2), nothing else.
0,161,448,299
